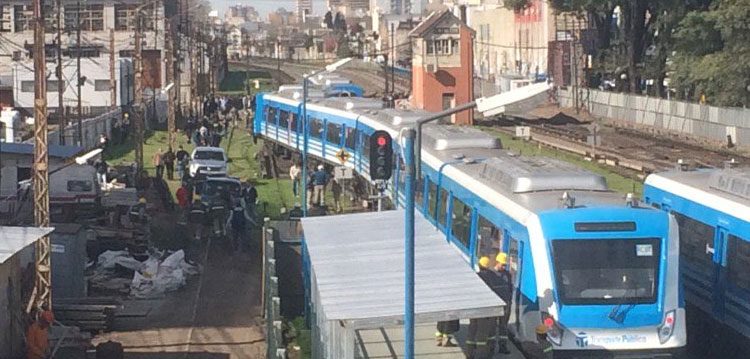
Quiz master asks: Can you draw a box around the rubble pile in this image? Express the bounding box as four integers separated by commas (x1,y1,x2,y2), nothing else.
89,249,200,298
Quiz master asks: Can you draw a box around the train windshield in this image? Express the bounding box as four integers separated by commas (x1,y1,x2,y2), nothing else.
552,238,660,305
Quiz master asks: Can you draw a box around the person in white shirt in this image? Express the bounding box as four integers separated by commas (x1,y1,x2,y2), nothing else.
289,161,301,197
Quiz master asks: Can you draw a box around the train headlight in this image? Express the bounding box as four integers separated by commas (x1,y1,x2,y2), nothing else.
657,310,676,344
542,312,563,346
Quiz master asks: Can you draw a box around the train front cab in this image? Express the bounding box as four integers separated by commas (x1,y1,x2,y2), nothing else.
532,207,686,358
644,183,750,340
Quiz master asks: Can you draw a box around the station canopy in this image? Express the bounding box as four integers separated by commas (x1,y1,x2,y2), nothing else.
301,210,504,357
0,226,55,264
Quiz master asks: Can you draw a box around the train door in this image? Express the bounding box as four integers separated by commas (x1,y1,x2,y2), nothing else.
712,227,730,320
507,232,524,333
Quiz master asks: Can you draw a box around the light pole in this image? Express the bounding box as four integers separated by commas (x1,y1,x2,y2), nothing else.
402,81,552,358
301,57,353,217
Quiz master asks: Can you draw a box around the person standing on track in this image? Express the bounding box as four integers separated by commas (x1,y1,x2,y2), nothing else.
467,256,502,358
493,252,514,354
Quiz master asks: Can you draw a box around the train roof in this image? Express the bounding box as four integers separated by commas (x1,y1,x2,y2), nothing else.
646,168,750,221
262,91,638,213
414,124,629,213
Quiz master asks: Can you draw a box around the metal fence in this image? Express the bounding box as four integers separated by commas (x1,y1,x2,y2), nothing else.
558,87,750,148
263,223,286,359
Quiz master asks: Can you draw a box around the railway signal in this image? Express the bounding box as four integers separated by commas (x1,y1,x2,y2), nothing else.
369,130,393,180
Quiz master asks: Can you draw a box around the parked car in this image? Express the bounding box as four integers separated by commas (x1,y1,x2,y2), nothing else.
189,146,228,177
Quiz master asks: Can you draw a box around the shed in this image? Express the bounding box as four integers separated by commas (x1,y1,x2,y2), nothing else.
0,226,55,358
51,223,90,299
301,210,504,358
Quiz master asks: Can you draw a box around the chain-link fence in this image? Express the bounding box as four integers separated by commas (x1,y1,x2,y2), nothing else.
558,87,750,148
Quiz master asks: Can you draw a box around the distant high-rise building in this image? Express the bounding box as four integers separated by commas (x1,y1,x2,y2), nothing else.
298,0,313,21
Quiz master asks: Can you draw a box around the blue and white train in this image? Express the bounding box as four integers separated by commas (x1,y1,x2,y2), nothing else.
645,166,750,339
255,89,686,356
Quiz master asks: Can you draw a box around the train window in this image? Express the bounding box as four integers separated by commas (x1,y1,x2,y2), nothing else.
552,238,660,305
67,180,93,192
508,235,520,280
673,213,715,272
415,176,424,209
289,113,297,133
265,107,276,124
427,181,438,220
362,133,371,157
728,235,750,291
326,122,342,145
310,118,323,139
279,110,289,129
438,188,449,227
345,127,358,150
476,215,503,266
451,197,472,249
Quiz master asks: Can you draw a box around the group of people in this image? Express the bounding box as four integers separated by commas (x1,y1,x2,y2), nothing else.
289,162,344,213
435,251,552,359
176,176,259,250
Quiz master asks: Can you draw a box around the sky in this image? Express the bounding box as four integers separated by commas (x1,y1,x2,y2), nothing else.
209,0,329,18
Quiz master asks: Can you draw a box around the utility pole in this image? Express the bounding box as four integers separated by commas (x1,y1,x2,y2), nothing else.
166,20,175,150
394,23,396,97
33,0,52,310
76,0,83,145
134,11,145,172
56,0,65,145
110,28,116,111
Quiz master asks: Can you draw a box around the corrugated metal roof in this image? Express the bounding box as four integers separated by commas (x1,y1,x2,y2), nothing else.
0,226,55,264
301,210,504,329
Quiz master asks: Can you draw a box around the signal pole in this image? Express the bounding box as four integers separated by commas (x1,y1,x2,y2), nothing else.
166,20,175,150
56,0,65,145
110,28,117,111
134,12,145,172
33,0,52,310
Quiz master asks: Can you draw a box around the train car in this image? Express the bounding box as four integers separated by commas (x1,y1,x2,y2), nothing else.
644,167,750,339
255,88,686,357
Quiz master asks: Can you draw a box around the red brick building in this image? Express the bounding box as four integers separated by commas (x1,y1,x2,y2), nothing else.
409,10,475,125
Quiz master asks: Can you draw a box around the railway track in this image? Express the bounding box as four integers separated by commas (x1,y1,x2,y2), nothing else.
486,111,750,180
232,58,410,96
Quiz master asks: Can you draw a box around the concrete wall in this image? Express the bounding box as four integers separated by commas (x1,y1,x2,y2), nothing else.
559,87,750,148
0,245,34,359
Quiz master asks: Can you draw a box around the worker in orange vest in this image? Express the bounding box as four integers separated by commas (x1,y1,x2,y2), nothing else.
27,310,53,359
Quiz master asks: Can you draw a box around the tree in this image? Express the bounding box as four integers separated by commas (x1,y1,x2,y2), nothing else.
671,0,750,106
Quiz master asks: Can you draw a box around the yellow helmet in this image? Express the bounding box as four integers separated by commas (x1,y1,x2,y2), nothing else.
138,197,147,204
478,256,491,269
535,324,548,335
496,252,508,265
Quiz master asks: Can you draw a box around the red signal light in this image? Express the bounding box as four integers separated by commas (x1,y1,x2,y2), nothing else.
543,317,555,328
665,316,674,325
377,136,387,146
